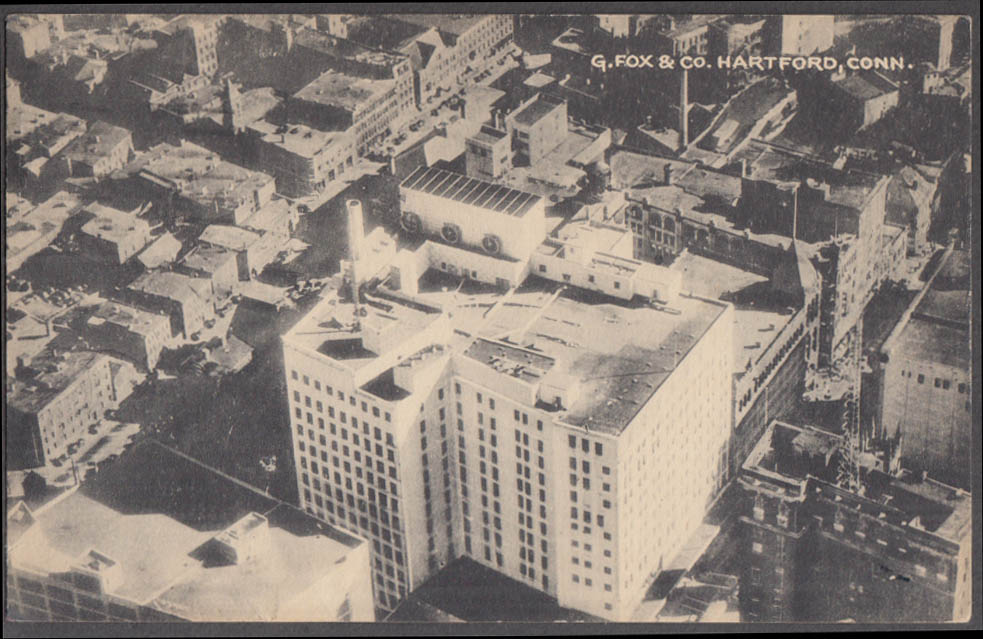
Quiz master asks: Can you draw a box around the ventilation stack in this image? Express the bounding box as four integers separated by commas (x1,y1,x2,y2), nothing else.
346,199,366,323
678,68,689,152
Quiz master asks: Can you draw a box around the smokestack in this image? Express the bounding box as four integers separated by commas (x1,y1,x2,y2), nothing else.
347,198,365,275
678,69,689,152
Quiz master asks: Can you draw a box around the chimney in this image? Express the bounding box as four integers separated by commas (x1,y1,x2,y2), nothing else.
664,163,673,184
741,158,749,178
678,69,689,152
347,199,365,299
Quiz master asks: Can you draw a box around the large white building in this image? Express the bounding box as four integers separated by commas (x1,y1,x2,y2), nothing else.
7,441,374,622
281,226,733,619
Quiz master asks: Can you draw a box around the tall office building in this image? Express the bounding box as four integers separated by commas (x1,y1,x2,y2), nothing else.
281,199,734,618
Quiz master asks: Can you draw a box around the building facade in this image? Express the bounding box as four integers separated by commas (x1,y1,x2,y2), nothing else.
245,120,356,197
738,421,972,623
282,261,734,620
7,351,132,469
82,301,172,371
878,248,971,490
77,203,152,265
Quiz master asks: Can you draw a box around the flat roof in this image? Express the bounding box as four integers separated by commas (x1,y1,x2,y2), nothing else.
128,271,211,305
510,94,564,127
473,282,728,435
8,441,363,620
137,232,182,268
8,350,108,415
80,203,149,243
284,287,443,370
401,166,542,217
833,71,899,101
293,27,405,68
892,249,970,370
199,224,261,251
344,15,431,53
469,126,508,146
733,139,884,211
7,108,86,149
292,70,393,114
62,121,131,165
89,300,170,337
671,252,793,373
180,245,237,275
247,120,349,158
388,14,488,38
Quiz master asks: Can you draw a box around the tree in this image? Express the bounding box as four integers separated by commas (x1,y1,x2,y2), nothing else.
22,471,47,502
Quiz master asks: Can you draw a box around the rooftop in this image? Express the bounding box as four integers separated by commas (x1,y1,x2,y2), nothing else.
88,300,170,337
284,287,444,370
136,232,182,269
79,203,149,244
670,252,795,374
832,70,899,101
469,125,508,146
743,420,971,544
8,350,109,415
179,245,237,275
470,282,729,435
247,120,350,158
199,224,262,252
8,441,363,621
133,141,274,211
293,27,406,69
7,107,86,153
128,271,211,306
733,139,884,211
890,248,970,370
689,76,795,157
388,14,488,39
510,94,565,128
61,121,132,166
401,166,542,218
344,15,432,53
292,70,394,114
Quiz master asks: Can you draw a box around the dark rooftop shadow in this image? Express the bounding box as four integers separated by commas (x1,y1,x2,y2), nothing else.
80,440,278,533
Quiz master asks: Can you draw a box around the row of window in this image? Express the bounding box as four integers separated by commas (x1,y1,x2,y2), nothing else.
289,371,392,421
899,370,967,393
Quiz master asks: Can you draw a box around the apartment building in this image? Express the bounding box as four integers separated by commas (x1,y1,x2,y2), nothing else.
7,351,134,469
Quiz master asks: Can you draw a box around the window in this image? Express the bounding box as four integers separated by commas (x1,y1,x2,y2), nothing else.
752,542,763,554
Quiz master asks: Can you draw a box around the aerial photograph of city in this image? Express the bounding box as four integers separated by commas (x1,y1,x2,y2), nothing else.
4,7,977,631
